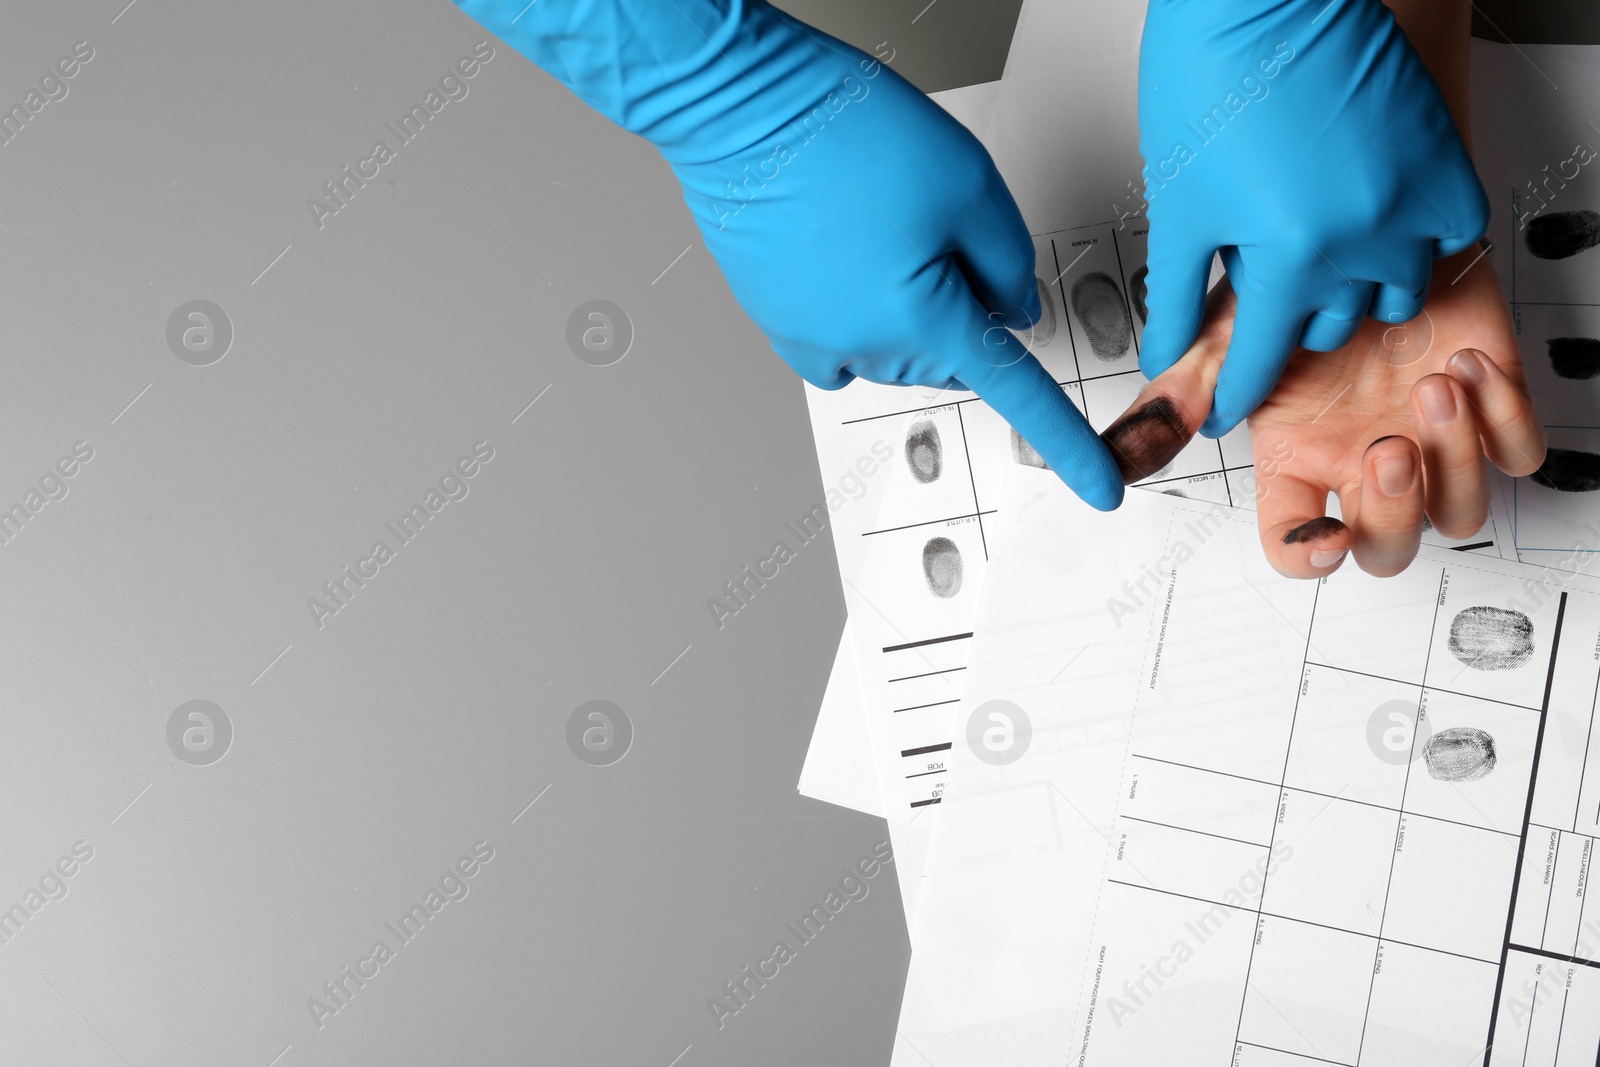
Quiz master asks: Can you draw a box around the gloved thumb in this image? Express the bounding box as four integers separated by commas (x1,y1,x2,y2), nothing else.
1138,228,1214,382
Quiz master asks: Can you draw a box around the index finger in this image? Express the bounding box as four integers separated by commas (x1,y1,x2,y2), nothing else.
1252,450,1352,579
960,352,1125,511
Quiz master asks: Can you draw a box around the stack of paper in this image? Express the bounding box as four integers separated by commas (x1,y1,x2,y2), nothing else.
795,10,1600,1065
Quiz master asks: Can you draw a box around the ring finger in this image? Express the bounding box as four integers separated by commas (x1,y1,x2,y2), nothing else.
1411,374,1490,539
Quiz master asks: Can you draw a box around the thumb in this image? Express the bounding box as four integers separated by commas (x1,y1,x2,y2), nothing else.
1138,226,1214,380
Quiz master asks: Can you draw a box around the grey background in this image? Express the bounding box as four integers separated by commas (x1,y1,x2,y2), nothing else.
0,2,1593,1066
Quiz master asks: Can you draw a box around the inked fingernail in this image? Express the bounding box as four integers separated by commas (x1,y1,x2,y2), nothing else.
1282,516,1347,545
1375,451,1416,497
1418,378,1459,427
1448,349,1489,387
1101,396,1189,484
1309,548,1347,569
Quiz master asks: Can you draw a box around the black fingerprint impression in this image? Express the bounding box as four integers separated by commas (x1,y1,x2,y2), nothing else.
922,536,963,599
1532,448,1600,493
1525,209,1600,260
1423,727,1497,783
905,419,943,484
1029,277,1058,346
1549,337,1600,380
1448,606,1534,671
1130,264,1149,325
1071,271,1133,362
1010,427,1048,470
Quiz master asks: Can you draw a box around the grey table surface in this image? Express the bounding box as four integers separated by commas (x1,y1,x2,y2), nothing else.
1,2,1592,1066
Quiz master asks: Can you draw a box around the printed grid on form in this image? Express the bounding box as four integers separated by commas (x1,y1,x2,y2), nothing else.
1475,43,1600,558
1505,190,1600,555
810,218,1255,815
814,218,1512,817
1107,539,1578,1067
883,480,1600,1067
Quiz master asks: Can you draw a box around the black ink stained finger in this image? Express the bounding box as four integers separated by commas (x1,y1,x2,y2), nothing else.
1531,447,1600,492
1102,397,1189,484
1548,337,1600,380
1422,726,1497,783
1010,427,1049,470
922,536,963,599
905,419,943,483
1448,606,1534,671
1525,209,1600,260
1130,264,1149,325
1071,271,1134,361
1281,516,1347,545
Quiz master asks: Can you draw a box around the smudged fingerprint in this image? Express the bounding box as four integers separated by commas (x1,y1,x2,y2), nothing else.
1525,209,1600,260
1422,727,1497,783
1071,271,1134,362
1448,606,1534,671
905,420,943,483
922,536,963,599
1532,447,1600,493
1010,427,1049,470
1549,337,1600,380
1026,277,1058,347
1161,488,1188,498
1130,264,1149,325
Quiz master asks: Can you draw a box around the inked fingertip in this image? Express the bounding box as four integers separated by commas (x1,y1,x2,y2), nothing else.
1281,516,1348,546
1102,396,1191,485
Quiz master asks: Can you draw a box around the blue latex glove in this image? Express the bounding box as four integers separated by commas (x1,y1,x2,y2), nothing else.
454,0,1125,509
1137,0,1489,437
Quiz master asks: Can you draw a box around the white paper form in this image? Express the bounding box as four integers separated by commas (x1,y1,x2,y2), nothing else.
1473,42,1600,564
802,217,1254,928
797,622,887,819
801,213,1257,926
795,79,1000,822
802,217,1516,939
889,470,1600,1067
984,0,1147,236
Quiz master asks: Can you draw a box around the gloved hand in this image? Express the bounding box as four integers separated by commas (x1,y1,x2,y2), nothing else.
453,0,1125,510
1137,0,1489,437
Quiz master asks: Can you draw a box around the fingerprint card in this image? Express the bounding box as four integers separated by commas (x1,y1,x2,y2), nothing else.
1475,41,1600,566
888,468,1600,1067
801,216,1518,934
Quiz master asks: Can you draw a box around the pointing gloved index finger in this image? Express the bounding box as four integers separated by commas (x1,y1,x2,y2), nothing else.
960,352,1124,511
